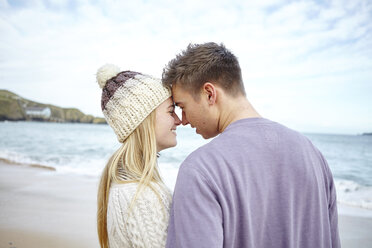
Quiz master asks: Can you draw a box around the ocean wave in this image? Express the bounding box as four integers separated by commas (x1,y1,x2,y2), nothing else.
0,150,109,177
1,149,372,211
0,150,42,167
335,179,372,210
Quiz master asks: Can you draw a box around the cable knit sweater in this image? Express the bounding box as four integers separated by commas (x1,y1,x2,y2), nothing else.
107,182,172,248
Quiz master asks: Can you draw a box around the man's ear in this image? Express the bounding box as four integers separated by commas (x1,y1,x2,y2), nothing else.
203,82,217,105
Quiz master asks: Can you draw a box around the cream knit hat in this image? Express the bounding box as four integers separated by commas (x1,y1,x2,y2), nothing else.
96,64,171,143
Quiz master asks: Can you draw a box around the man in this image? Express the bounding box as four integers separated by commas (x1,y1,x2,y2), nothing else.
162,42,340,248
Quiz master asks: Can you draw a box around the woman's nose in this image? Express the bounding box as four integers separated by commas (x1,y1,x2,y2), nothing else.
173,112,181,125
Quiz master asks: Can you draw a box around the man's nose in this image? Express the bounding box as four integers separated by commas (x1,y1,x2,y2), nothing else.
182,111,189,126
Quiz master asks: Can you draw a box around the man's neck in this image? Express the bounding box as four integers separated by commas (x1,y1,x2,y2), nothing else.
217,96,261,133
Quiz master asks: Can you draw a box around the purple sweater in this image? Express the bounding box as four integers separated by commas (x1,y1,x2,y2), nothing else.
166,118,340,248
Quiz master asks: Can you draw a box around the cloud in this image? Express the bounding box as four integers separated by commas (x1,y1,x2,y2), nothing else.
0,0,371,133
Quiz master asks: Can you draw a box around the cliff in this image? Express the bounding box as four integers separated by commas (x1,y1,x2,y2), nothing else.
0,89,106,124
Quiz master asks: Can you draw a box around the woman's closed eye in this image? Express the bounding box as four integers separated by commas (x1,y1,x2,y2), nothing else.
168,106,175,114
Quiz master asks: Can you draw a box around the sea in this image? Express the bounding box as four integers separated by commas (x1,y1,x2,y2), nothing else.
1,121,371,215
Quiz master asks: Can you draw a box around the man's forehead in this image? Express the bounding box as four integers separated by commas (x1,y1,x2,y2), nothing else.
171,84,187,101
172,84,201,104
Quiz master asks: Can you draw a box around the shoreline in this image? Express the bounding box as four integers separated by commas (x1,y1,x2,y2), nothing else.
1,161,372,247
0,157,56,171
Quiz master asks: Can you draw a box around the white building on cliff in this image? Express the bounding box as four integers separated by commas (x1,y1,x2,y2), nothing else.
25,107,51,119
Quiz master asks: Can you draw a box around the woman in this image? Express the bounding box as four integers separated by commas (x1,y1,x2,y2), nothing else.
96,64,181,248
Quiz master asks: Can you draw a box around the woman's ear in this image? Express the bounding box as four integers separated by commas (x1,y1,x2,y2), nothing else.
203,82,217,105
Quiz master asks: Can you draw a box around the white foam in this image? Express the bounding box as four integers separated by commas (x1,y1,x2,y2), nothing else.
0,149,109,178
0,150,44,166
335,179,372,211
159,162,180,192
54,157,108,178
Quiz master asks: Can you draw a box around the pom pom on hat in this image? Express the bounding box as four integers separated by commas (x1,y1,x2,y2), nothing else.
96,64,121,89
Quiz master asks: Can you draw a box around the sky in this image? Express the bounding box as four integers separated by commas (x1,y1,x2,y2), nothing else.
0,0,371,134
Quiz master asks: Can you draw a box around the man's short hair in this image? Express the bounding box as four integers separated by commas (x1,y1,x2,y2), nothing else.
162,42,246,99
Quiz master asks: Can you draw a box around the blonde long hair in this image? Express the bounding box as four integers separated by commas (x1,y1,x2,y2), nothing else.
97,110,165,248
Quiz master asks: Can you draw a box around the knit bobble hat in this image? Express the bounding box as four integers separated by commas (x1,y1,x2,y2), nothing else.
96,64,171,143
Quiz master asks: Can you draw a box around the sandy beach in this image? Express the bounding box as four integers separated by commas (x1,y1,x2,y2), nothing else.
1,161,372,248
0,161,99,248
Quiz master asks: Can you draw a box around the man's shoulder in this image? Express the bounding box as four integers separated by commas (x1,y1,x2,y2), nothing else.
182,141,214,167
180,118,283,167
178,118,319,175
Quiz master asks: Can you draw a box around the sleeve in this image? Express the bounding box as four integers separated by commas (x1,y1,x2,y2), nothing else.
328,172,341,248
166,164,223,248
109,186,169,248
319,153,341,248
